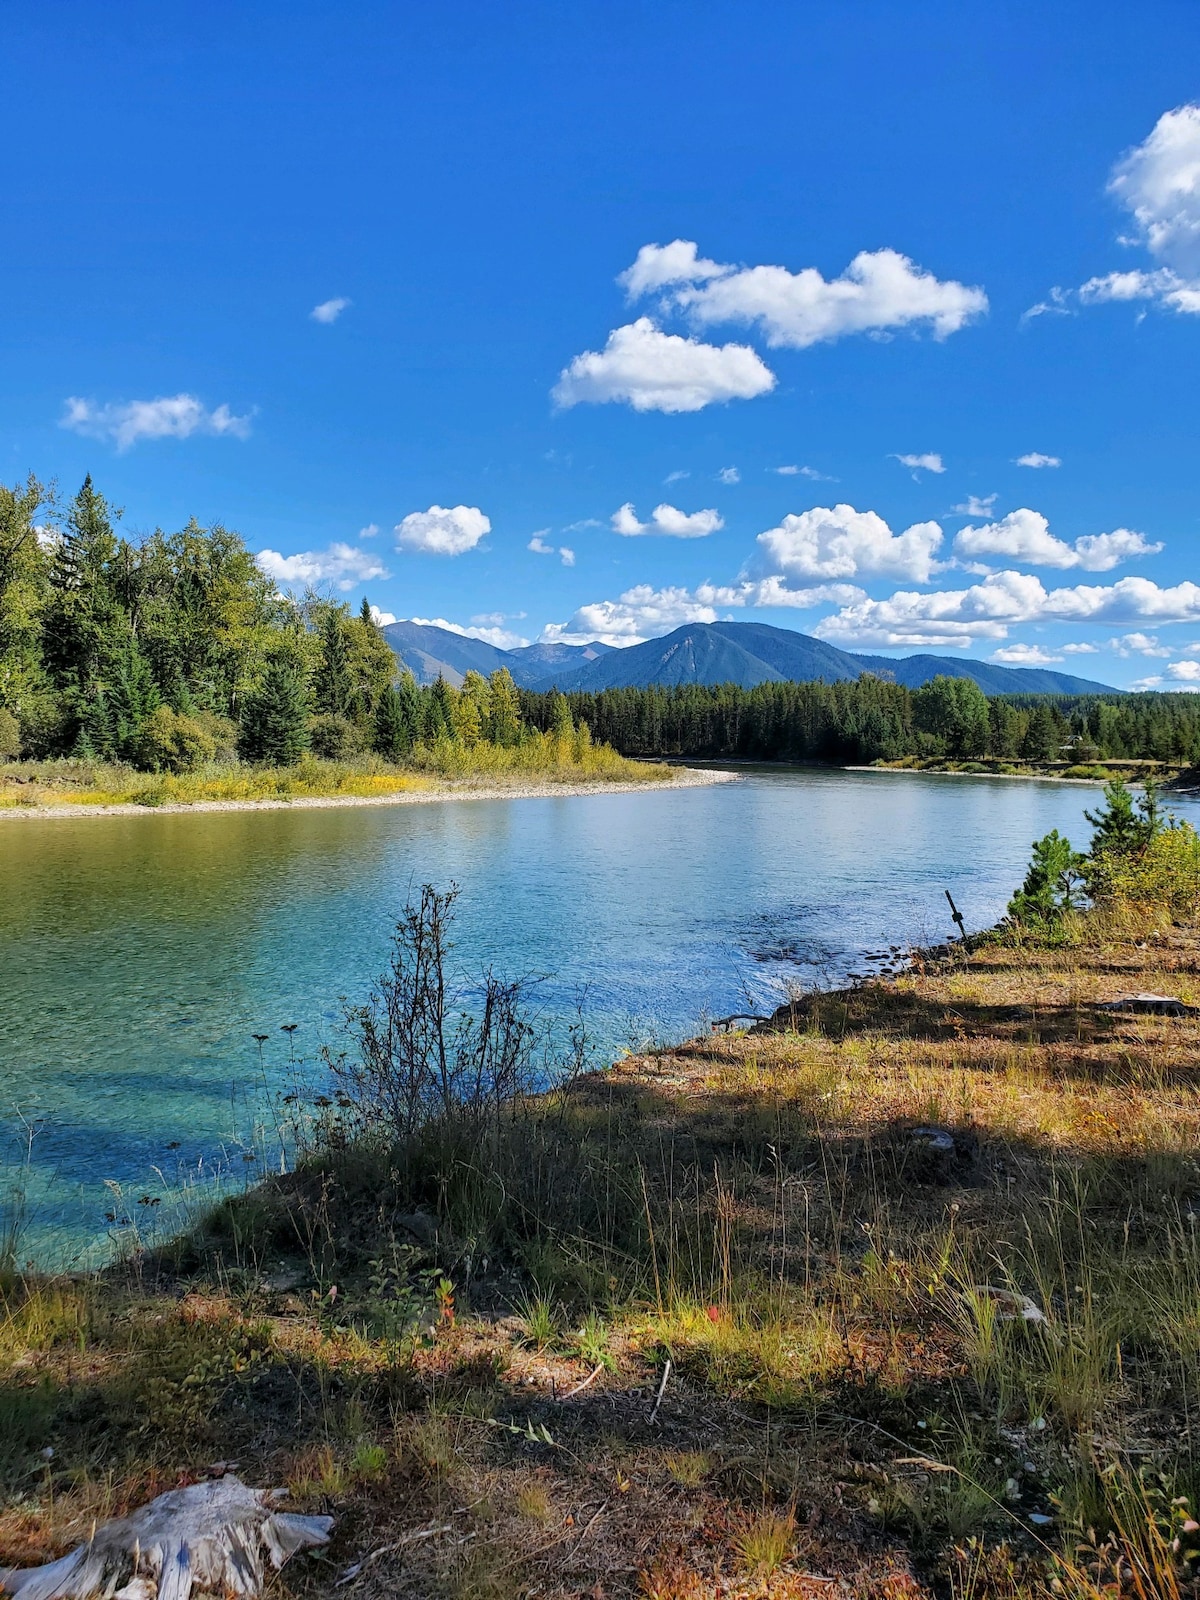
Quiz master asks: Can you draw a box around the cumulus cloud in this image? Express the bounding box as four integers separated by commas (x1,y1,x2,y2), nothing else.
395,504,490,556
623,241,987,347
359,522,380,538
814,571,1200,649
540,579,860,647
1169,660,1200,682
1061,642,1100,654
1030,105,1200,318
611,502,724,539
310,297,351,323
529,532,575,565
952,494,998,518
409,615,531,650
62,394,253,451
892,452,945,477
753,504,944,584
553,317,775,413
1016,452,1061,469
1113,631,1171,657
256,543,389,592
717,466,740,485
991,643,1063,666
952,509,1161,572
369,605,397,625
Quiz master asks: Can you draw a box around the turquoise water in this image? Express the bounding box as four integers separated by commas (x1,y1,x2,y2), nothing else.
2,769,1192,1259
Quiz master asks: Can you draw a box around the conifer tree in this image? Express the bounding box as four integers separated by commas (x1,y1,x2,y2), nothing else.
238,660,310,765
313,609,352,717
373,683,412,760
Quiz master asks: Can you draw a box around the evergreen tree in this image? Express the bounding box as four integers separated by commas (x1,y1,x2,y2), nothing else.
1007,830,1084,926
487,668,521,745
313,609,352,716
238,661,310,765
373,683,413,760
109,641,161,759
549,690,573,737
1022,702,1062,761
42,476,125,694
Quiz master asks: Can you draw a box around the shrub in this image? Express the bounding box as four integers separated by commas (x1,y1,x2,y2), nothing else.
308,713,364,760
1091,822,1200,918
135,705,219,773
0,707,20,758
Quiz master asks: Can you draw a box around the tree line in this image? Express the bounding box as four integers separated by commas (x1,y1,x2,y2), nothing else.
519,675,1200,766
0,474,567,770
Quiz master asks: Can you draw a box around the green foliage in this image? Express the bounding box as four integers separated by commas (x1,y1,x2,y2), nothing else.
1085,777,1163,858
135,705,219,773
0,707,19,758
373,680,416,760
913,674,990,758
1007,829,1084,926
309,712,363,760
238,660,311,765
313,607,352,717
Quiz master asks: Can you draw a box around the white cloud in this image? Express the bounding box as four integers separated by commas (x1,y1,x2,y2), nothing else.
1169,660,1200,681
1109,104,1200,274
529,531,575,564
772,464,834,479
754,503,944,583
1015,452,1061,469
256,543,389,592
892,452,945,476
1113,631,1171,657
359,522,380,538
553,317,775,413
1061,641,1100,654
717,466,740,485
409,616,531,650
814,571,1200,649
953,509,1161,572
540,578,860,648
396,504,490,556
369,605,397,625
625,240,987,347
611,502,724,538
310,296,351,324
991,643,1063,666
1031,105,1200,318
664,469,690,483
952,494,998,517
773,465,800,476
61,394,253,451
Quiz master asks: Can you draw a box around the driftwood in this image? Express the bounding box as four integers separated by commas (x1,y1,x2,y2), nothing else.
1096,992,1200,1017
0,1475,332,1599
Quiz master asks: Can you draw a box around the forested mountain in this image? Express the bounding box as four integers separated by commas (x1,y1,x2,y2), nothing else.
380,620,611,687
381,618,1118,696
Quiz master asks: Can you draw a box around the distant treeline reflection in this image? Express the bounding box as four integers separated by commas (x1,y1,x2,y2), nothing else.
520,677,1200,766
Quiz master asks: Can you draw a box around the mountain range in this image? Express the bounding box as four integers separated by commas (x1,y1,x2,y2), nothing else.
380,619,1118,696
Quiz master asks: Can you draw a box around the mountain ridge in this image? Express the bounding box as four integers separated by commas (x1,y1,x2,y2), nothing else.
382,618,1120,696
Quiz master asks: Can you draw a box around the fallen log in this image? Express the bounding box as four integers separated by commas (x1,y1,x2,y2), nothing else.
1095,992,1200,1017
0,1475,332,1599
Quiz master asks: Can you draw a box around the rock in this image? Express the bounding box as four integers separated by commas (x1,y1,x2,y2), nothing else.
395,1210,438,1248
966,1284,1046,1325
0,1475,332,1599
1096,993,1199,1017
904,1125,976,1183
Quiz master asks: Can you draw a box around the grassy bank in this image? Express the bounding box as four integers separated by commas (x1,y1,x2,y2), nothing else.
871,755,1188,785
0,733,669,811
5,896,1200,1596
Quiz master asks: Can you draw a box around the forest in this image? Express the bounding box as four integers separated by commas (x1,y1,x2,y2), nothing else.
0,473,573,773
520,676,1200,767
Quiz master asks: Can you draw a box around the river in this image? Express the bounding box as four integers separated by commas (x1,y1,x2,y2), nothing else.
2,768,1191,1261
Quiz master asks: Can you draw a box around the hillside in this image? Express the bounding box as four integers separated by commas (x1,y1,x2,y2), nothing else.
382,618,1118,695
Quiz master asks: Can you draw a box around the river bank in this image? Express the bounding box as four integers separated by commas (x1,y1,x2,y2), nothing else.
4,889,1199,1597
0,763,732,820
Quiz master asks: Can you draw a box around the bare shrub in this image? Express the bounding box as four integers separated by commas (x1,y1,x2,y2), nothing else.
324,884,537,1139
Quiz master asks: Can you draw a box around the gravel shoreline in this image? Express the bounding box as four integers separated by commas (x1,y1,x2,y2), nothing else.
0,765,738,820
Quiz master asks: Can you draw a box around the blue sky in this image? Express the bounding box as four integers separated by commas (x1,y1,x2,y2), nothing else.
5,1,1200,687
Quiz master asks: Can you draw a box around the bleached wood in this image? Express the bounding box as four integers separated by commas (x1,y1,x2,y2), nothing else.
0,1476,332,1600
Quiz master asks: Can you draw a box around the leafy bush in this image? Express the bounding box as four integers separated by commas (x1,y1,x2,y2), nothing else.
308,713,364,760
135,705,218,773
1091,823,1200,917
0,708,19,758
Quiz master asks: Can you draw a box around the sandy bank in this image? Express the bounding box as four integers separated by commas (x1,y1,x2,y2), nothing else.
0,765,738,820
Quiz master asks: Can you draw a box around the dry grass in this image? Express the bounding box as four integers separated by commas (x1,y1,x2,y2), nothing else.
4,907,1200,1595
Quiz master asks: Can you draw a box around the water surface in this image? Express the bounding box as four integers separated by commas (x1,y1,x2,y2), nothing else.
3,769,1188,1258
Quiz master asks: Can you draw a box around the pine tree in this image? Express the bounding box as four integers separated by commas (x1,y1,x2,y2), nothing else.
373,683,412,760
239,661,310,765
109,641,161,759
313,609,352,717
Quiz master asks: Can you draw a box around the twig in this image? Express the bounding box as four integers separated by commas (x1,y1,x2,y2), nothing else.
336,1524,454,1585
557,1361,604,1401
647,1358,672,1424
